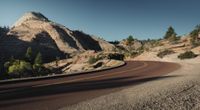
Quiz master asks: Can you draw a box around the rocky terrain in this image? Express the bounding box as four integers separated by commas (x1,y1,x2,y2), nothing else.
44,51,125,73
134,36,200,61
0,12,114,63
59,30,200,110
1,11,200,110
59,58,200,110
0,12,123,79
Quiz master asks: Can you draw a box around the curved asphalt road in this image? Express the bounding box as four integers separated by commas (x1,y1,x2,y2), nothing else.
0,61,180,110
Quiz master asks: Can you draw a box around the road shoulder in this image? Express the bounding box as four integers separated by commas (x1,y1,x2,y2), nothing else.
59,62,200,110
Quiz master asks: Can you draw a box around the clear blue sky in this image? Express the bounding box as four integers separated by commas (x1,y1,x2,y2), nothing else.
0,0,200,41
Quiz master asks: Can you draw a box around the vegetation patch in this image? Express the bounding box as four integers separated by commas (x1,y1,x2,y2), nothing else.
164,26,180,43
107,53,124,61
190,25,200,47
126,35,135,45
88,55,102,64
178,51,198,59
124,51,139,58
4,59,32,78
0,26,9,37
1,47,50,79
157,49,175,58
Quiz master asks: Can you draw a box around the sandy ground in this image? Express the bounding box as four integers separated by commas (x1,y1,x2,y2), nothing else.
59,54,200,110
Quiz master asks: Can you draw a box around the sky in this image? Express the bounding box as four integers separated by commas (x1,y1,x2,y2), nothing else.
0,0,200,41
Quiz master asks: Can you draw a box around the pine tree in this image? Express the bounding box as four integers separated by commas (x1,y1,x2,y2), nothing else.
0,26,9,37
126,35,134,45
190,25,200,47
164,26,176,39
25,47,32,62
34,52,42,66
190,25,200,38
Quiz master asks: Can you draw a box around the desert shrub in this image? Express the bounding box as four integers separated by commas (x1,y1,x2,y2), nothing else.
190,25,200,47
142,39,162,49
168,35,180,43
157,49,175,58
2,52,49,78
130,51,139,57
124,51,139,58
5,60,32,77
0,49,52,79
88,56,102,64
88,56,96,64
178,51,198,59
107,53,124,61
137,46,145,54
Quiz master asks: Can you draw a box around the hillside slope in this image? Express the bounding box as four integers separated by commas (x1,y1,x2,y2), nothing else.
0,12,114,62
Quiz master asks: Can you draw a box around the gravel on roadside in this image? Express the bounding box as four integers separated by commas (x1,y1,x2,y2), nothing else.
59,62,200,110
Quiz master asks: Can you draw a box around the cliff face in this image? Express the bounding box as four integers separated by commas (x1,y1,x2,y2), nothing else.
0,12,114,62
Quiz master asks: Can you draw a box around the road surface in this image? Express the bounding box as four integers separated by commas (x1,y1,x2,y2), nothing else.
0,61,180,110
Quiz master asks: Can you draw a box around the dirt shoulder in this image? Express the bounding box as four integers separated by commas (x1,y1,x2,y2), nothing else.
59,57,200,110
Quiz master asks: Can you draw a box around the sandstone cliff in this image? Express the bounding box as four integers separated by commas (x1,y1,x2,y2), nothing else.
0,12,114,62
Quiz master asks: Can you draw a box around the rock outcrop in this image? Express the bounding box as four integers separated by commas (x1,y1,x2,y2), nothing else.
0,12,114,62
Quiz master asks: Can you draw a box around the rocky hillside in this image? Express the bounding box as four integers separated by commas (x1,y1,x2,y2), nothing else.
133,35,200,61
0,12,114,62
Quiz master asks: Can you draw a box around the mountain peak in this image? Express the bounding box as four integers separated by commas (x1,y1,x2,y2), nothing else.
13,12,49,27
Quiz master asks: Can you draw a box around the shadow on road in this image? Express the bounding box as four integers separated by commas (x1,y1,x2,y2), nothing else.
0,74,180,105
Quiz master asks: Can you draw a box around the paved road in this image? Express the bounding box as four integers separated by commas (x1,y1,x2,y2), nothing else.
0,61,180,110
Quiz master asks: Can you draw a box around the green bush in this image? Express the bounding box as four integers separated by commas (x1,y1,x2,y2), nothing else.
88,56,100,64
1,51,50,79
157,49,175,58
6,60,32,77
19,61,32,72
107,53,124,61
178,51,198,59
